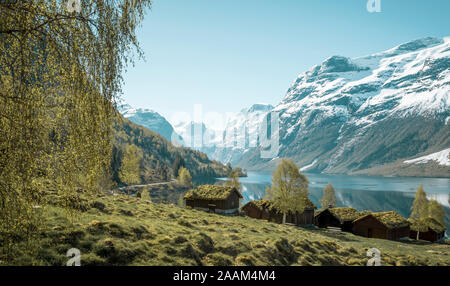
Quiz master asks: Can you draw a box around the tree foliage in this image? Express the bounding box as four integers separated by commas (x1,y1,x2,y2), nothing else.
428,199,445,226
410,185,429,240
225,171,242,192
178,166,192,188
320,183,337,209
119,144,142,185
172,154,185,177
141,187,151,202
265,158,309,224
0,0,151,257
112,119,232,183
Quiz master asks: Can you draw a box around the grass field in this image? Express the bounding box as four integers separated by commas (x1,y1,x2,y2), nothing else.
2,190,450,266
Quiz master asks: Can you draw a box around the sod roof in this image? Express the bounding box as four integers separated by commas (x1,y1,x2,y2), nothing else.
409,217,446,233
184,185,242,201
315,207,368,223
355,211,410,229
243,198,316,213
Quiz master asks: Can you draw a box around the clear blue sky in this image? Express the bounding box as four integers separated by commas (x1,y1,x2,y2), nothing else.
122,0,450,119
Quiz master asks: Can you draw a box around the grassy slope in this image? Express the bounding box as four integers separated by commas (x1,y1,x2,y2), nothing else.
5,191,450,266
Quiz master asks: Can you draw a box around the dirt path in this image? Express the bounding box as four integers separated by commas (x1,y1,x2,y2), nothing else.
111,179,177,193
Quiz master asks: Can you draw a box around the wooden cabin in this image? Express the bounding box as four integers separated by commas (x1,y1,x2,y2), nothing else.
409,217,446,242
352,211,410,241
241,198,316,225
314,207,369,232
183,185,243,214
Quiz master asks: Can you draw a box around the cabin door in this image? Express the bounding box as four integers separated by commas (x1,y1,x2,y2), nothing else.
367,228,373,238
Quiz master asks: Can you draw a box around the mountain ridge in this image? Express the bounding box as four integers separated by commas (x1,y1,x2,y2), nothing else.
235,36,450,177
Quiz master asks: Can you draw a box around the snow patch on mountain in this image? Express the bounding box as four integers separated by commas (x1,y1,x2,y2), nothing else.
300,159,317,172
220,103,274,149
404,148,450,166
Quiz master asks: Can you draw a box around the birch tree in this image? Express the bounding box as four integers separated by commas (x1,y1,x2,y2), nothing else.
320,183,337,209
225,171,242,192
428,199,445,226
119,144,142,185
0,0,152,258
266,159,309,224
178,167,192,188
410,185,429,240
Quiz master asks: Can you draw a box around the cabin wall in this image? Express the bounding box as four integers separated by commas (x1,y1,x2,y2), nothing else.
296,209,315,225
242,205,264,219
409,230,443,242
353,216,388,239
224,193,240,210
269,209,315,225
388,226,410,240
342,221,355,232
186,199,224,209
353,217,410,241
315,211,341,228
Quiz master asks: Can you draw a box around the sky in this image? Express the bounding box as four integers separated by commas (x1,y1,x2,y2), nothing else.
121,0,450,121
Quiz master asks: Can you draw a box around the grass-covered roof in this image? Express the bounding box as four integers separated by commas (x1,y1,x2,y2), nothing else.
409,217,446,233
184,185,242,201
330,207,368,222
243,198,316,213
315,207,368,223
355,211,410,229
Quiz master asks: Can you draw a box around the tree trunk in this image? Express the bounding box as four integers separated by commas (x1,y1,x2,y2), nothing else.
416,231,420,240
282,213,286,224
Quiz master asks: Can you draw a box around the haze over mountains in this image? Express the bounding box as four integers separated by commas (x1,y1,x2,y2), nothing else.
120,37,450,177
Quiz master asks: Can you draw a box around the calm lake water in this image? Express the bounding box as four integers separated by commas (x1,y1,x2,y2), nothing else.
215,172,450,235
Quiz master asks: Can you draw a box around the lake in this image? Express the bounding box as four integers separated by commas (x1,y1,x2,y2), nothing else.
216,172,450,235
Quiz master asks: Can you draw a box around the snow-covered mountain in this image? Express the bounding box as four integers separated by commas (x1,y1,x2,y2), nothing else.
118,103,182,143
172,121,220,150
211,103,274,164
235,37,450,177
171,103,274,163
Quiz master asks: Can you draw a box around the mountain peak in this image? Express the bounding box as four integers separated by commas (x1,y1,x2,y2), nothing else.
318,56,369,74
117,102,180,141
245,103,274,113
393,37,444,53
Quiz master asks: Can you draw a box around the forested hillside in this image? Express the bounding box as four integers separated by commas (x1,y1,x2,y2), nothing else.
111,117,234,186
